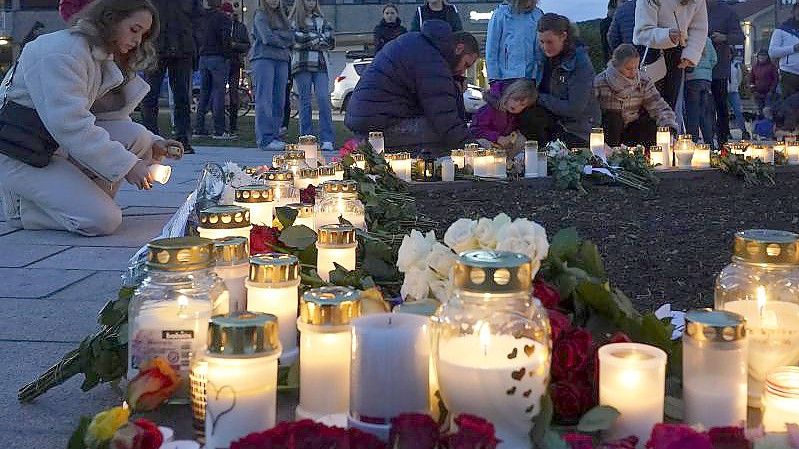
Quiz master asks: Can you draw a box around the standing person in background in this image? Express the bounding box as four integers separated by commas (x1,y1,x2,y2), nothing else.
607,0,635,52
727,56,750,139
633,0,708,110
224,3,251,138
484,0,543,84
59,0,94,23
374,4,406,54
410,0,462,32
769,3,799,100
291,0,336,151
750,49,779,115
195,0,234,140
685,37,717,146
251,0,294,151
706,0,743,147
601,0,621,63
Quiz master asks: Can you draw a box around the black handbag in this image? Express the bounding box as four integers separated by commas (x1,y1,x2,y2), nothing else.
0,62,60,168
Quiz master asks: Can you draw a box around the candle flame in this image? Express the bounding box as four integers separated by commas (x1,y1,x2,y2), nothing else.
756,286,767,316
476,321,491,356
122,401,129,410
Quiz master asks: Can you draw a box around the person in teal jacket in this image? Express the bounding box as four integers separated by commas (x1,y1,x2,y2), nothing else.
485,0,543,82
685,37,718,147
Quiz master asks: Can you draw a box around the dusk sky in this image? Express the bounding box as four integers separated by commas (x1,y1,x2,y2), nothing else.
541,0,608,22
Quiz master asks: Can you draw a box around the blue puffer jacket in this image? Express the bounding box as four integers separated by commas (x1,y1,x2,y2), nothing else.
485,4,543,81
607,0,635,52
344,20,469,149
538,44,600,142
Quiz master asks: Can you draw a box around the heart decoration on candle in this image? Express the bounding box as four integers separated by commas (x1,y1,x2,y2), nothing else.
506,387,517,395
206,382,237,436
524,345,535,357
523,389,532,398
511,367,526,381
507,348,518,359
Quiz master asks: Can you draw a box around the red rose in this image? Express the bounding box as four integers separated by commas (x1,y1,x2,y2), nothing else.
646,424,712,449
300,185,317,205
339,138,360,158
446,414,500,449
390,413,440,449
534,280,561,309
548,309,572,343
608,332,632,344
349,428,388,449
563,433,594,449
551,328,593,381
707,427,751,449
602,436,639,449
109,418,163,449
250,225,280,255
550,380,596,423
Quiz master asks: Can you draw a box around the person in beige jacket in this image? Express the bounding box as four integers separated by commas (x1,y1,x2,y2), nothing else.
632,0,708,110
0,0,183,236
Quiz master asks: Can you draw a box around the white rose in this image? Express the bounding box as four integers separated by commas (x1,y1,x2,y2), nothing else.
495,219,550,277
429,277,453,303
444,218,478,254
397,230,437,273
401,268,432,301
474,213,512,249
426,243,457,277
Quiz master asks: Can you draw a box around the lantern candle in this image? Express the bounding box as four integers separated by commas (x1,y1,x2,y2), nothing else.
212,237,250,313
674,135,694,169
298,135,319,166
317,165,337,184
441,157,454,182
368,131,385,154
296,167,319,189
451,149,465,170
332,162,345,180
682,309,748,428
296,287,362,420
590,128,606,159
246,253,301,365
748,144,774,164
197,205,252,242
234,185,274,227
272,153,285,169
692,144,711,169
473,149,492,177
649,145,666,169
148,164,172,184
265,170,300,212
524,140,539,178
204,312,281,449
762,367,799,432
286,203,315,229
385,152,412,181
774,141,786,158
316,224,356,282
350,313,430,440
657,127,672,167
314,180,366,230
599,343,667,446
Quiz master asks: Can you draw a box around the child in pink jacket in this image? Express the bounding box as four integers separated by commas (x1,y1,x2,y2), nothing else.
469,79,537,151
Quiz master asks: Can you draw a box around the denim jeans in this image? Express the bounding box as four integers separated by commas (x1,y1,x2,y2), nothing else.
711,79,730,144
195,55,230,135
295,70,334,144
252,58,289,147
685,79,715,146
141,56,193,145
727,91,747,132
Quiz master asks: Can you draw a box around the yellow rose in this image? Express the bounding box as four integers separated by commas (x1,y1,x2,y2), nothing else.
84,406,130,448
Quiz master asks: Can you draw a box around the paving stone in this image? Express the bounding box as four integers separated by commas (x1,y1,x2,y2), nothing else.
0,268,92,299
0,222,20,236
0,216,168,248
0,244,70,268
30,247,135,271
122,206,178,217
0,298,101,343
115,190,192,208
47,271,125,302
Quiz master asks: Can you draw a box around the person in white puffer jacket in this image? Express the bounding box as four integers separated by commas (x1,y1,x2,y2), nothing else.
769,2,799,100
0,0,183,236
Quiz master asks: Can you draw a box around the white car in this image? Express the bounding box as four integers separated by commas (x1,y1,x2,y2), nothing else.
331,59,486,116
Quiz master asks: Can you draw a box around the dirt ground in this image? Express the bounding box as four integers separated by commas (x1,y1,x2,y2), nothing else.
412,167,799,312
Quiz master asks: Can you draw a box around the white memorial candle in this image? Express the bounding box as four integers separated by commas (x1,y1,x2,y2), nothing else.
492,149,507,178
385,152,412,181
234,185,274,227
692,144,711,169
650,146,666,170
368,131,385,154
657,127,673,167
148,164,172,184
197,206,252,242
441,157,454,182
212,237,249,313
787,142,799,165
265,171,300,213
299,135,319,166
317,165,337,184
590,128,606,159
537,151,548,176
762,367,799,432
286,203,315,229
524,141,539,178
599,343,667,447
674,136,694,169
296,167,319,189
316,224,357,282
451,149,465,170
473,149,492,177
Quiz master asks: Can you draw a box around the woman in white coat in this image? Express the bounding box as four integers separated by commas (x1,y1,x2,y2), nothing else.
0,0,182,236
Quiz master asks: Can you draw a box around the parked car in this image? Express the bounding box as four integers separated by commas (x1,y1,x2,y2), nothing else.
331,59,486,117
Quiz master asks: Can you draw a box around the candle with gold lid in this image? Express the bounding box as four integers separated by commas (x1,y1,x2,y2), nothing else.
649,145,666,169
264,170,300,212
298,135,319,166
297,167,319,189
464,143,479,170
451,149,465,170
675,135,694,168
197,205,252,241
314,180,365,230
316,224,357,282
317,165,337,184
285,203,315,229
212,236,250,313
385,152,412,181
351,153,366,171
368,131,384,154
284,149,308,178
234,185,274,227
333,162,345,180
787,141,799,165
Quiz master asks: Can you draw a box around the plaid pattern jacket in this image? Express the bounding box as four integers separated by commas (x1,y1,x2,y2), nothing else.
291,15,335,75
593,67,677,130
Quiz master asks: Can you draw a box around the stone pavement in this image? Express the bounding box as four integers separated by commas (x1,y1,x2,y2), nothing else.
0,146,331,448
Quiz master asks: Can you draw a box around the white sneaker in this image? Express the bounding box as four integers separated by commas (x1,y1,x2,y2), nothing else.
266,140,286,151
321,141,334,151
213,132,237,140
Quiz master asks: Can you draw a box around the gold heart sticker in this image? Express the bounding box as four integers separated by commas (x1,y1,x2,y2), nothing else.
511,367,526,381
524,345,535,357
507,348,518,359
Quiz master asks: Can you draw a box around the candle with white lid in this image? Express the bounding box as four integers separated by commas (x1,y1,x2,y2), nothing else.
298,135,319,166
246,253,301,366
316,224,357,282
233,185,274,227
197,205,252,242
368,131,384,154
148,164,172,184
524,140,539,178
656,127,672,167
297,286,362,420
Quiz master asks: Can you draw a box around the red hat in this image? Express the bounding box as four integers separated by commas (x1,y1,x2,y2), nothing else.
221,2,234,13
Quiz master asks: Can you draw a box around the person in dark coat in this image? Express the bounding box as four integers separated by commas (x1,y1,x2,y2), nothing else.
607,0,634,52
410,0,462,32
223,3,251,136
600,0,620,63
750,49,780,115
374,3,407,54
194,0,234,139
707,0,744,146
345,20,479,155
140,0,203,153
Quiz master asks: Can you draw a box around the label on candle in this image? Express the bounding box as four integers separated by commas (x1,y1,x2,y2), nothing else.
130,329,194,371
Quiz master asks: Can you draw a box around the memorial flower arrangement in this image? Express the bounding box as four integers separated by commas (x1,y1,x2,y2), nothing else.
547,141,658,193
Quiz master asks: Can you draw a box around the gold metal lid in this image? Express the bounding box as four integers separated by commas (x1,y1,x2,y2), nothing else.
650,145,663,152
524,141,538,148
147,237,215,272
453,250,532,293
657,127,671,132
318,165,335,176
272,154,285,167
285,143,297,152
451,149,465,156
317,224,356,246
678,134,693,141
333,162,344,171
384,152,411,160
285,149,306,160
286,203,313,218
243,166,258,175
733,229,799,265
248,253,300,284
695,144,710,151
464,143,479,152
265,170,294,182
685,309,746,343
591,128,604,133
474,149,489,157
298,135,318,145
199,205,251,229
298,167,319,178
322,180,358,194
368,131,383,139
213,236,249,265
300,286,362,325
351,153,365,162
207,312,280,356
235,185,274,203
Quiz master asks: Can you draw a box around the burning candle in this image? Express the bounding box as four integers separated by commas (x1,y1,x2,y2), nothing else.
492,149,507,179
385,152,412,181
148,164,172,184
788,141,799,165
284,203,314,229
590,128,606,159
246,253,301,366
451,149,465,170
649,145,666,169
197,206,252,242
313,180,366,231
599,343,667,446
524,140,539,178
368,131,384,154
264,170,300,212
747,144,774,164
233,185,274,227
299,135,319,166
317,165,337,184
212,236,250,313
441,157,454,182
674,135,694,169
296,167,319,189
316,224,356,282
762,366,799,432
473,149,492,177
352,153,366,171
464,143,479,171
657,127,673,167
284,149,309,178
692,144,711,169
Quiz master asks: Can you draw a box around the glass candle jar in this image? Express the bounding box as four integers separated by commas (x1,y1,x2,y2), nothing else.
297,167,319,189
333,162,345,180
464,143,479,170
590,127,605,158
148,164,172,184
297,286,362,420
368,131,384,154
441,157,454,182
189,359,208,434
434,250,551,448
129,237,228,401
715,229,799,406
692,144,711,169
649,145,666,169
385,152,412,181
492,149,507,179
747,144,774,164
246,253,301,366
284,203,314,229
314,180,365,230
683,309,748,428
204,312,281,449
762,366,799,432
316,224,357,282
656,127,672,167
298,135,319,165
524,140,538,178
537,150,548,177
264,170,300,212
472,149,492,177
233,185,274,227
197,206,252,242
317,165,337,184
451,149,465,171
212,236,249,313
675,135,694,168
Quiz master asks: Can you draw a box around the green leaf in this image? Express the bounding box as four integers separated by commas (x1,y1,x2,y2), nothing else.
538,431,570,449
279,225,317,249
67,416,91,449
574,281,620,322
362,254,398,281
549,228,580,261
275,206,298,228
577,241,606,279
577,405,620,432
531,393,555,445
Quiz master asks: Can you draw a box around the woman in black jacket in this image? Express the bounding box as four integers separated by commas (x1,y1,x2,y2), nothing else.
374,4,406,53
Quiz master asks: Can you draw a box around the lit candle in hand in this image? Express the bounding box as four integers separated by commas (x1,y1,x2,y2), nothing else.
148,164,172,184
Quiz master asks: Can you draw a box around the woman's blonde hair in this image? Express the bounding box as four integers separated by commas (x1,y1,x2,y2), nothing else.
611,43,640,68
290,0,324,26
260,0,290,30
72,0,159,74
499,79,538,112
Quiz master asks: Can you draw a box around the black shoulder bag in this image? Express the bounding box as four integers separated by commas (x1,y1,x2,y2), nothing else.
0,61,60,168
